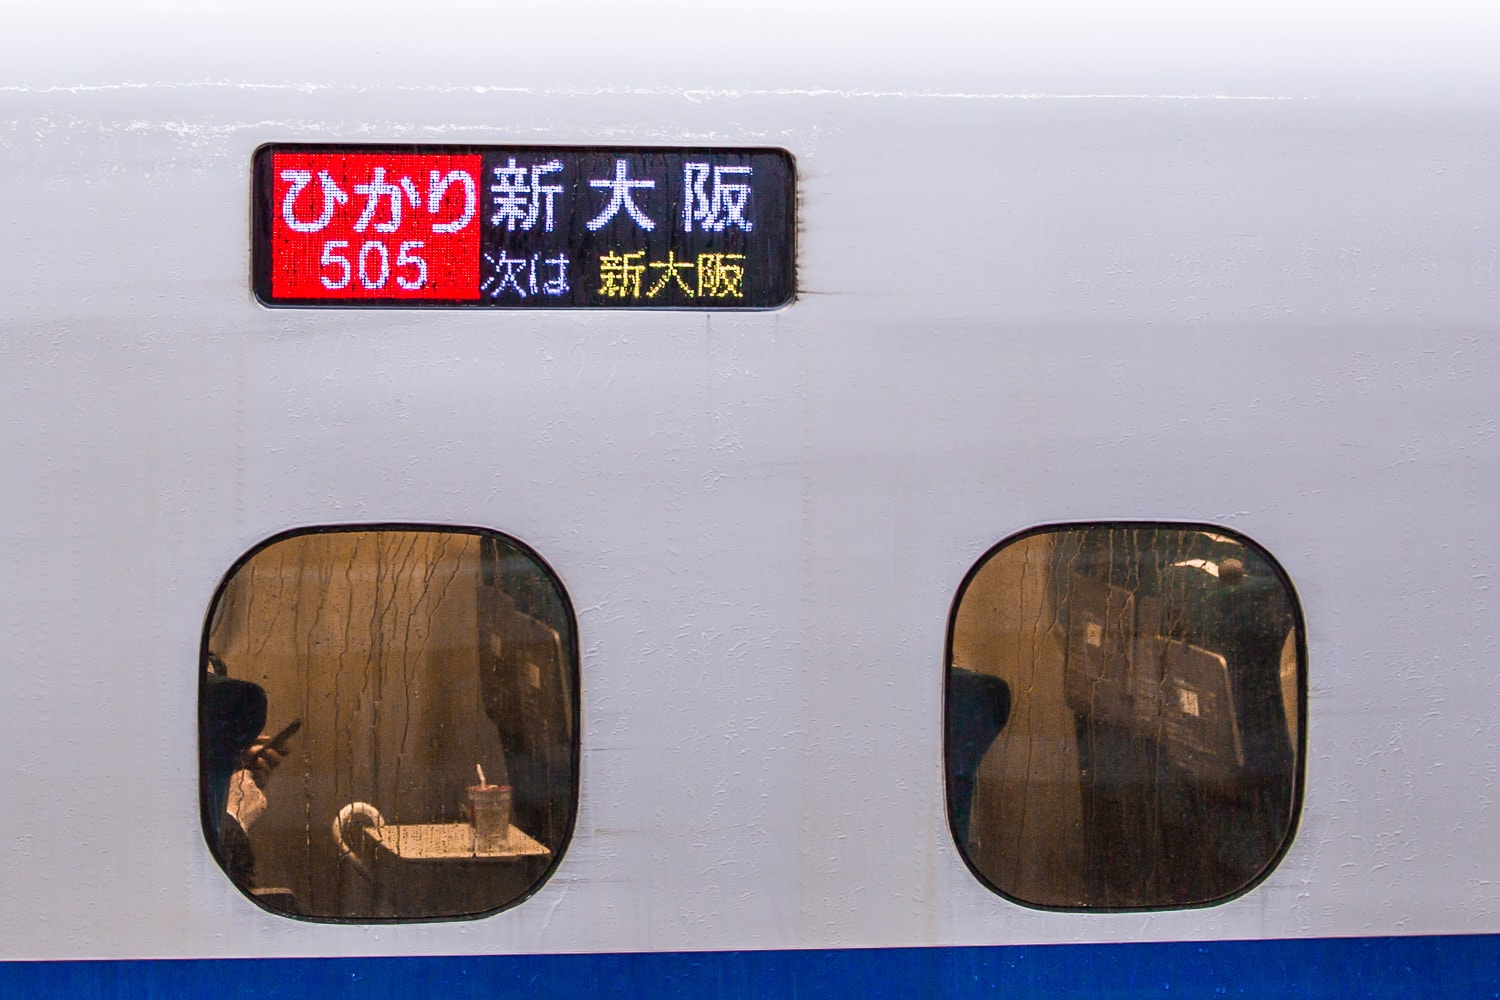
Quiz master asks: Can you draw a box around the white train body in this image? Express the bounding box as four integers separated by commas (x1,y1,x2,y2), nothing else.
2,1,1498,992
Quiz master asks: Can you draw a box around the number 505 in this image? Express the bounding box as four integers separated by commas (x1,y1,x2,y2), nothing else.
320,239,428,291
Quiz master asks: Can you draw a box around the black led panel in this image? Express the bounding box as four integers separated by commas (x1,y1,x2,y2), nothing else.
253,145,795,309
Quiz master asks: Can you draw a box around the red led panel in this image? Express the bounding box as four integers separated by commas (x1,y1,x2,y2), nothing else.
270,152,482,301
255,145,796,309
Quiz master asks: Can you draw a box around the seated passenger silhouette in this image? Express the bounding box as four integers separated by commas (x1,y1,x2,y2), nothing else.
945,667,1012,847
201,655,285,887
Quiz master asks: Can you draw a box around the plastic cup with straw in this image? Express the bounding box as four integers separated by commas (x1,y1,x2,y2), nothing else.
467,762,512,853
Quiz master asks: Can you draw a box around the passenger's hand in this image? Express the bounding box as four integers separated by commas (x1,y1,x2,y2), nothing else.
240,738,286,790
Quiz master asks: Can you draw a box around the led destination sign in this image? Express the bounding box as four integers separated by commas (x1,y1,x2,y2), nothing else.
253,145,794,309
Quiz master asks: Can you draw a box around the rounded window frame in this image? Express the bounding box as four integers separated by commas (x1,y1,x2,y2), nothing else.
198,521,582,923
943,520,1308,913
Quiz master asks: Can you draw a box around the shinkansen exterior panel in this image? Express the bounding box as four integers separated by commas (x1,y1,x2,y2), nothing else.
2,1,1498,995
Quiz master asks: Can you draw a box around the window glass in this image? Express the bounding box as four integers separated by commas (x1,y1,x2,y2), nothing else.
200,526,577,921
946,524,1304,910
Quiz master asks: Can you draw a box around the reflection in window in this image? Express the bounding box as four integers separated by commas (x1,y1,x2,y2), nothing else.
199,526,577,921
946,525,1304,910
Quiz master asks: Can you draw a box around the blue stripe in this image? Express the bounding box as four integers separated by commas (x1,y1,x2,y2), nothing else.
5,935,1498,999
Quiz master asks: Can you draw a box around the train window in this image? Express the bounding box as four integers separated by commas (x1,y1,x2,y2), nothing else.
945,524,1304,910
199,525,578,921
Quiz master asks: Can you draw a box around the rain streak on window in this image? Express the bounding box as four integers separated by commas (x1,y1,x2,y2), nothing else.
200,526,578,921
945,524,1304,910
